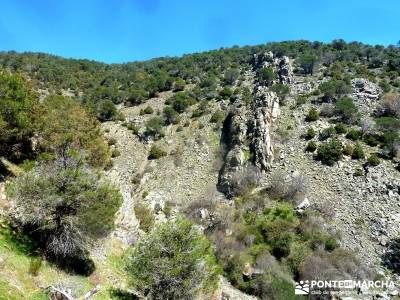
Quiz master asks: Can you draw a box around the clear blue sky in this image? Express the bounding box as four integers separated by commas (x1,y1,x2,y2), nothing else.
0,0,398,63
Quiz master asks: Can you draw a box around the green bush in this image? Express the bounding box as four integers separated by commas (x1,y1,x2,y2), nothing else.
285,242,311,275
108,137,117,146
297,54,319,75
256,67,275,86
335,123,347,134
219,86,233,99
142,106,154,114
0,72,37,161
38,95,111,169
256,203,299,259
368,154,381,166
96,99,117,121
191,100,209,118
131,174,141,185
346,129,362,140
126,88,148,105
376,117,400,132
271,83,290,102
111,148,121,158
342,143,354,156
127,123,139,134
319,79,351,101
317,139,342,166
163,106,181,125
210,110,225,123
335,97,358,123
6,158,122,264
126,219,220,299
28,257,43,276
306,141,317,152
173,78,186,91
381,131,400,157
325,238,339,252
296,95,307,106
148,144,167,159
224,68,240,85
379,79,391,93
354,168,364,176
306,108,320,122
305,128,316,140
169,92,197,113
145,117,164,139
134,203,155,232
319,126,336,140
363,133,380,146
351,142,365,159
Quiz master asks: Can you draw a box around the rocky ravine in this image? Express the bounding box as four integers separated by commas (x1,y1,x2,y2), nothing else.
217,51,400,288
103,51,400,297
103,92,225,242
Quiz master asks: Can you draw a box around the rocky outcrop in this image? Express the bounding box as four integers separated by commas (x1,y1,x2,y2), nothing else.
217,105,251,197
218,52,291,197
251,87,280,171
351,78,382,113
253,51,295,84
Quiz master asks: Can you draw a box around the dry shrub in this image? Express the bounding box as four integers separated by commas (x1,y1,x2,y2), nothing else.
184,185,233,232
286,173,309,202
320,103,335,117
300,249,373,281
229,166,261,196
171,145,184,167
255,250,279,271
268,170,309,203
381,93,400,117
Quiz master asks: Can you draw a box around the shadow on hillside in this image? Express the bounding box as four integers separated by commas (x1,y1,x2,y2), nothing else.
47,251,95,276
381,238,400,275
8,225,96,276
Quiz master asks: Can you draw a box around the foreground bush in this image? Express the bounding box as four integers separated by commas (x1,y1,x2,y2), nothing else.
6,157,122,270
317,139,342,166
126,219,220,299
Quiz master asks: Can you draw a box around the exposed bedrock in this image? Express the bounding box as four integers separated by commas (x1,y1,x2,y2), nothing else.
218,52,292,198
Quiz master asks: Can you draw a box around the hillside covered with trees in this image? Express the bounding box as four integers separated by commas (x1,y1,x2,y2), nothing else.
0,40,399,299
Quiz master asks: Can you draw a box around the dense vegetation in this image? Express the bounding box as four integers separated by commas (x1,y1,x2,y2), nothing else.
0,39,399,298
126,219,220,299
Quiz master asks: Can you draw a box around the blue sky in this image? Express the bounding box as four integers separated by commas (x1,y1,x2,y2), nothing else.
0,0,398,63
